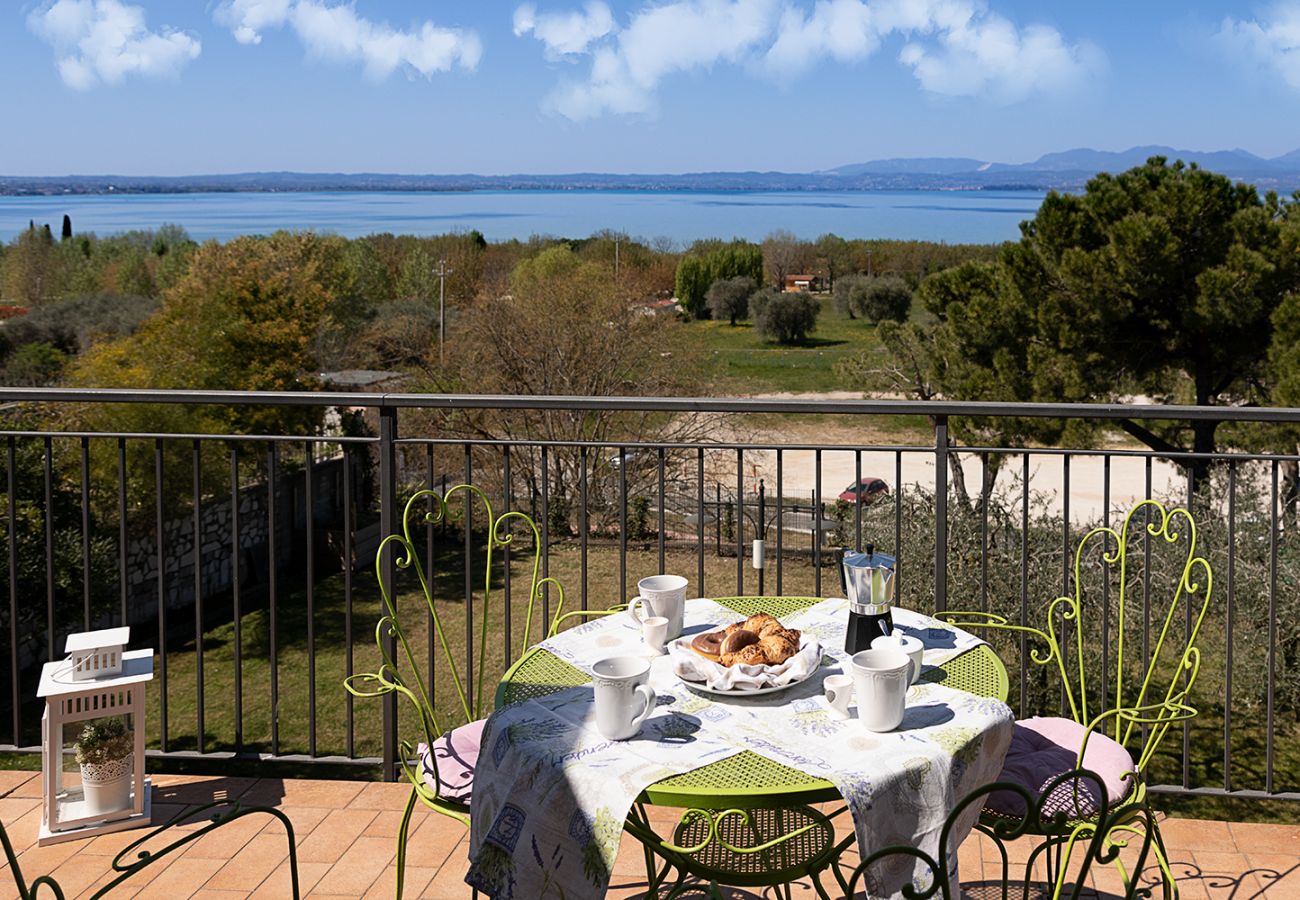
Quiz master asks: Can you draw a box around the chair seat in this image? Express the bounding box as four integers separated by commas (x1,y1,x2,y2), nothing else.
418,718,486,803
986,716,1137,819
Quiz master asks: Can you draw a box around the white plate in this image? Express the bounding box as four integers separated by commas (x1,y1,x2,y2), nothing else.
669,634,822,697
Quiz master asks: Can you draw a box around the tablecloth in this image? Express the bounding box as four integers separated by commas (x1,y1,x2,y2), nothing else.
467,598,1014,899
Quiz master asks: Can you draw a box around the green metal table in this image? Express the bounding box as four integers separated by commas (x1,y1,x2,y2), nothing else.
496,596,1010,809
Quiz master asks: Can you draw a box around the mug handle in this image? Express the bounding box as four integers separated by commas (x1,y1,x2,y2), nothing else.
629,684,656,731
627,596,648,623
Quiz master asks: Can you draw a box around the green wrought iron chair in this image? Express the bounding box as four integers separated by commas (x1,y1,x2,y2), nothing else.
844,767,1160,899
1,800,300,899
344,484,621,900
938,499,1211,899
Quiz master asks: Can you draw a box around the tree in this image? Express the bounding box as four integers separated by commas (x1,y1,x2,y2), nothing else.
751,288,819,344
674,242,762,319
833,274,866,319
762,229,806,290
852,275,912,323
61,215,72,241
3,341,66,385
815,233,851,293
705,275,755,325
860,159,1298,476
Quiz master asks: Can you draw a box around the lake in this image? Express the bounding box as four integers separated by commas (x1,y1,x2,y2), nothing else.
0,189,1045,245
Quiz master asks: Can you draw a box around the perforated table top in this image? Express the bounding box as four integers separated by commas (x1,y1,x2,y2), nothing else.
496,596,1010,807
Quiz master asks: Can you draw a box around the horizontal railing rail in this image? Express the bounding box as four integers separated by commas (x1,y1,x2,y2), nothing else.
0,389,1295,807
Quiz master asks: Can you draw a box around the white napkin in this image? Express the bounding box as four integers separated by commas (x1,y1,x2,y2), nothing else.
669,634,823,691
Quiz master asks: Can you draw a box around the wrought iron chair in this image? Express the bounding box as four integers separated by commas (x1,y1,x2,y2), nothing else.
1,800,300,899
345,484,618,899
844,767,1160,899
938,499,1211,899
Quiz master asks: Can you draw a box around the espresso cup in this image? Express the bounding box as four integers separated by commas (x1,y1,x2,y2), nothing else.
628,574,687,639
871,634,924,685
850,647,911,732
592,656,656,740
642,616,669,655
823,673,854,719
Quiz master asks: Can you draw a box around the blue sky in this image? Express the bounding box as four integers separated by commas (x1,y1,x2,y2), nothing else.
3,0,1300,175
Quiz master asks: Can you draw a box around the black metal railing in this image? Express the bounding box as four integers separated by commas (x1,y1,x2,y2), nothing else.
0,388,1296,805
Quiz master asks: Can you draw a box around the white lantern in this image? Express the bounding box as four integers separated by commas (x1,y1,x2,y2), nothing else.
36,626,153,845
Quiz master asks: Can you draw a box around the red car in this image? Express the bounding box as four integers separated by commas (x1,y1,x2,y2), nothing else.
838,477,890,504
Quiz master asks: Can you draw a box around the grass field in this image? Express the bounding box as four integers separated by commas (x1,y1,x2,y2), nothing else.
674,294,892,395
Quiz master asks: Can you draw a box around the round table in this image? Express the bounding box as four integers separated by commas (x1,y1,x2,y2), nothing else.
496,596,1010,809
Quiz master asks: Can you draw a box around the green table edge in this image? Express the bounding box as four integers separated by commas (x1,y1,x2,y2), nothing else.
494,597,1010,809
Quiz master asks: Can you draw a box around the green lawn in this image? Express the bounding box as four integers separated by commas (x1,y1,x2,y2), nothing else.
674,294,892,395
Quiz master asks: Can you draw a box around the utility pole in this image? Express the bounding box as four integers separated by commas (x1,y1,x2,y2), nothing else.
434,259,452,365
614,237,620,283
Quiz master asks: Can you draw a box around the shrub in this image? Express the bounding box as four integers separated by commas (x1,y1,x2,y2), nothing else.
705,275,755,325
854,275,913,323
4,341,67,385
751,288,819,344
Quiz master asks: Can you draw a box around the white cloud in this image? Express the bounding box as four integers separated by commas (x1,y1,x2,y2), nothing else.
516,0,1103,119
1215,3,1300,91
514,2,615,57
27,0,200,90
213,0,482,79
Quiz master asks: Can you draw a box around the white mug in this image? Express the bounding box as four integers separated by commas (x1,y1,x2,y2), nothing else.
628,574,687,640
823,673,854,719
850,647,911,732
592,656,656,740
871,634,924,685
642,616,669,655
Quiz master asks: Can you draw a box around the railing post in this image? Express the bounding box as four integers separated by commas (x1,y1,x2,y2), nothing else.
379,405,399,781
934,415,948,614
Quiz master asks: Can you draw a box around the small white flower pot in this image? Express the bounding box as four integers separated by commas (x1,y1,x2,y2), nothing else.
80,755,133,817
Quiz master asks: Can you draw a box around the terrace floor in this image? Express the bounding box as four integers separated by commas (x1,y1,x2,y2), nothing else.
2,769,1296,899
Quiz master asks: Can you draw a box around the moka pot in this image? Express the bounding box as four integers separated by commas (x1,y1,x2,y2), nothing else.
839,544,897,654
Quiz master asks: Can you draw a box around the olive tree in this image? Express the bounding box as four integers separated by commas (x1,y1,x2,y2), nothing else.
751,288,819,344
705,275,755,325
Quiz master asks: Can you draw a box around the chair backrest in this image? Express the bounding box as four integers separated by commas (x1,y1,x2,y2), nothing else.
1049,499,1212,771
355,484,564,759
847,767,1157,900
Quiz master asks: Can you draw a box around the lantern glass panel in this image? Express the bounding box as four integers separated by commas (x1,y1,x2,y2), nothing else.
57,711,137,823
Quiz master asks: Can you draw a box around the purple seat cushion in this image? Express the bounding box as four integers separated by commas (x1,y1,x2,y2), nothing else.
986,716,1137,819
418,718,485,803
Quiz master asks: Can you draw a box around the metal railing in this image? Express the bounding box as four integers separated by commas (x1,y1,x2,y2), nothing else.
0,388,1296,803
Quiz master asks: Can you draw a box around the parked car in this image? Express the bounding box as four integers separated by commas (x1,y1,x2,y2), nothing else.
838,477,889,504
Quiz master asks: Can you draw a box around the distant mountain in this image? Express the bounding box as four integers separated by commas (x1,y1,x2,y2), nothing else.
4,146,1300,196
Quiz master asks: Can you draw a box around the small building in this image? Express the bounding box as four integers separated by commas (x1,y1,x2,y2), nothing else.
633,297,682,317
783,274,819,293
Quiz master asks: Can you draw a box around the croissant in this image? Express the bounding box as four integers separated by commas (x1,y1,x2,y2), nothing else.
758,633,800,665
756,619,788,638
744,613,780,635
725,643,767,667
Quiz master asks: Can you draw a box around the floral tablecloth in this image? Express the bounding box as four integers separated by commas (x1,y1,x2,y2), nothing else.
467,598,1014,899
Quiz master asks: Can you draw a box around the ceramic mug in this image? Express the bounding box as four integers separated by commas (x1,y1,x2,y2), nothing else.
871,634,924,684
850,647,911,732
628,574,687,640
592,656,656,740
642,616,669,655
823,673,854,718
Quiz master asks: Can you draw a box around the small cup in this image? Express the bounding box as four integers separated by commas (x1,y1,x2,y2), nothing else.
592,656,656,741
642,616,669,655
823,673,854,719
628,574,687,640
871,634,924,684
850,647,911,732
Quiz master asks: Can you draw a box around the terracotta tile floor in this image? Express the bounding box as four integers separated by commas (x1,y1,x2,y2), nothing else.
2,770,1296,899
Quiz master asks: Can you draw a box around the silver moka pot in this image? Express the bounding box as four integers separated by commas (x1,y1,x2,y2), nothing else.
839,544,897,654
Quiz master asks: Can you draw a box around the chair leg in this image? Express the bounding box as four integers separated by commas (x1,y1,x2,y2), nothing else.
393,786,419,900
1149,821,1179,900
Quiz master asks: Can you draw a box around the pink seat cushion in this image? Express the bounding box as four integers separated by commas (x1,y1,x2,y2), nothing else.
987,716,1137,819
418,718,485,803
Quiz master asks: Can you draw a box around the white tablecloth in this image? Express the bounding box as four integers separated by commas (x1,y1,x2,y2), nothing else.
467,598,1014,899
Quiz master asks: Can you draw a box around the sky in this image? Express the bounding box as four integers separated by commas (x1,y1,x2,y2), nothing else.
2,0,1300,176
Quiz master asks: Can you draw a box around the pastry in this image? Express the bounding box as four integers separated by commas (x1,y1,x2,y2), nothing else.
729,643,767,667
723,622,745,635
758,633,800,665
690,630,727,663
756,619,788,638
743,613,779,635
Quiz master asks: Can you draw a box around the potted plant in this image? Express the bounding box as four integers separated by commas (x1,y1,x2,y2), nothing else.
75,717,134,816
